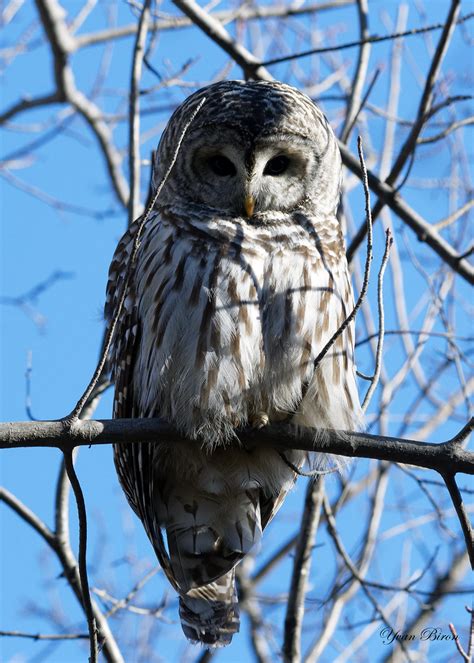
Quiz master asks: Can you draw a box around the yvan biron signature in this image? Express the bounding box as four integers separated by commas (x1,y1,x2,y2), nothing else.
380,626,458,645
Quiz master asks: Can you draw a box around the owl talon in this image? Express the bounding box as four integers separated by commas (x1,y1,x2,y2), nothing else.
251,412,269,429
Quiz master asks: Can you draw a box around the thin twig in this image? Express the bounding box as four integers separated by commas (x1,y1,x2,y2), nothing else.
99,567,160,618
361,228,393,411
63,449,98,663
0,91,61,124
418,116,474,145
442,472,474,569
0,487,56,547
72,1,353,49
347,0,463,261
128,0,151,226
449,622,470,662
342,67,381,142
339,141,474,284
260,11,473,66
321,488,413,660
0,630,89,641
381,551,470,663
278,452,337,477
355,329,473,348
433,200,474,231
467,605,474,660
305,466,390,662
339,0,370,143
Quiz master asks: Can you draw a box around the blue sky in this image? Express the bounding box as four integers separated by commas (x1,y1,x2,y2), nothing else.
1,1,472,662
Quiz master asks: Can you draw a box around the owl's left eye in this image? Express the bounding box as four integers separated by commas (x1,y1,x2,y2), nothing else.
207,155,236,177
264,155,290,176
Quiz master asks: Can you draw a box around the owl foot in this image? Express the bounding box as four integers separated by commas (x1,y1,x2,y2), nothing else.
251,411,269,428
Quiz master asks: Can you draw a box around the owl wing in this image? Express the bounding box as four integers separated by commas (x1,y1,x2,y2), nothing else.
105,214,178,590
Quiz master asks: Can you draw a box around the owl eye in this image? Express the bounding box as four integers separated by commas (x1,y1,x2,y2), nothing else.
264,155,290,176
207,155,236,177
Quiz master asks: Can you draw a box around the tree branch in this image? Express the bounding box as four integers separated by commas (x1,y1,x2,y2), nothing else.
63,449,98,663
166,0,472,284
0,485,124,663
340,141,474,284
128,0,151,225
0,417,472,475
172,0,273,81
260,9,472,66
347,0,463,259
73,0,354,50
283,478,324,663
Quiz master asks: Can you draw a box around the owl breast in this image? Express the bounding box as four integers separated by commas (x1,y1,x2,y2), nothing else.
133,208,360,446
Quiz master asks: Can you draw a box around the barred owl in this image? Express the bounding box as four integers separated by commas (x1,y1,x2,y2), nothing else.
106,80,362,646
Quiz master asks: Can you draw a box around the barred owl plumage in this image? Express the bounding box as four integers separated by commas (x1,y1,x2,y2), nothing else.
106,80,362,646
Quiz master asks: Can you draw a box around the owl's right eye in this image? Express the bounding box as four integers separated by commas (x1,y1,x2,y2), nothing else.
207,155,236,177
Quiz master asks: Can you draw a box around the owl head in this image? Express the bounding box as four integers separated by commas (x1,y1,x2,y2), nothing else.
153,80,342,219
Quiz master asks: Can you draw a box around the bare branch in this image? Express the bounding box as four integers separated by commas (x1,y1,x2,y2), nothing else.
63,450,98,663
339,0,370,143
283,478,324,663
340,141,474,284
0,630,89,641
3,0,130,207
433,200,474,231
347,0,464,259
361,229,392,411
382,551,470,663
128,0,151,225
0,92,61,124
73,2,354,49
442,472,474,569
172,0,273,81
321,486,413,659
418,116,474,145
260,10,473,66
0,487,56,547
449,621,470,662
0,484,124,663
0,418,472,475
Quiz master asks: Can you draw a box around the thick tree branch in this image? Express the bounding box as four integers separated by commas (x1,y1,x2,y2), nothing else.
0,418,472,475
172,0,273,81
5,0,131,207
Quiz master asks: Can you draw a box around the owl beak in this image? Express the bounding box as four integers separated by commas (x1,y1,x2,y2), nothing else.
244,195,255,218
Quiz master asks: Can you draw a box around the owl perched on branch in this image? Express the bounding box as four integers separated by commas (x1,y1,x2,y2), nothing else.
106,80,362,646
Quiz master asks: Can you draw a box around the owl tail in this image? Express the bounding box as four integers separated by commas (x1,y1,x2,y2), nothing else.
179,569,239,647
